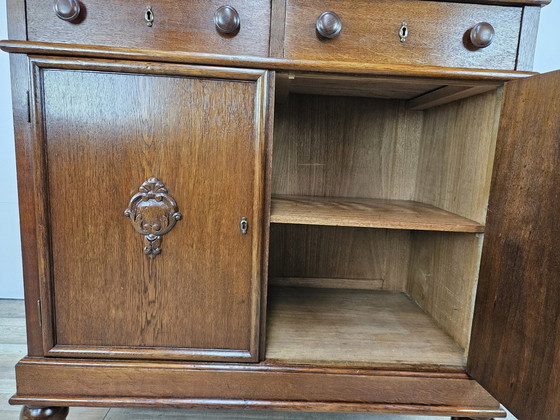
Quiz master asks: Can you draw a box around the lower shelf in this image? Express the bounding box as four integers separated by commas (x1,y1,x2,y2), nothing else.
265,287,466,370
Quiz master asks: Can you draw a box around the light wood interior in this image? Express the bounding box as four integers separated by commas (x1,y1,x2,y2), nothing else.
271,195,484,232
267,78,501,368
276,72,500,109
265,287,466,369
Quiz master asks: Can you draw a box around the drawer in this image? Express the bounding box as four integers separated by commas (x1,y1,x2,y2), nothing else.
27,0,271,57
284,0,522,70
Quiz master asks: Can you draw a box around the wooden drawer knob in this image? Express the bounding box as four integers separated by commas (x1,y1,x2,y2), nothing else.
469,22,495,48
53,0,81,21
214,5,240,34
316,11,342,39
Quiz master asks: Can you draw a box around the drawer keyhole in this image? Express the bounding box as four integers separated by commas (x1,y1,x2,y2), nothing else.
145,6,154,27
399,22,408,42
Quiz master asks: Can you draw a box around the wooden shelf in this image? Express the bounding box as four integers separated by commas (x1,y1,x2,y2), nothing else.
265,287,467,370
271,195,484,233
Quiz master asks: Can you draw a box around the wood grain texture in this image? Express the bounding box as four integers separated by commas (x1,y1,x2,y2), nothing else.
266,287,467,369
0,41,537,82
269,0,287,58
6,0,26,40
7,52,45,357
284,0,522,70
30,57,269,361
26,0,270,57
271,195,484,232
258,73,276,361
414,90,502,223
268,225,411,291
516,6,541,71
407,232,484,351
269,277,384,290
468,71,560,420
406,85,497,110
11,357,503,416
277,72,443,100
272,95,423,200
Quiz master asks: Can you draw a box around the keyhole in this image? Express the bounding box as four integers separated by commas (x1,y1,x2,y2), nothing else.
145,7,154,27
240,217,248,235
399,23,408,42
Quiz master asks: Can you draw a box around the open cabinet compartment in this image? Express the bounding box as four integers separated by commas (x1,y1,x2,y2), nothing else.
265,74,503,370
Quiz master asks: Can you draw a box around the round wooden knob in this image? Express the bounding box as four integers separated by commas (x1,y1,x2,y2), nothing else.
316,11,342,39
214,5,240,34
469,22,495,48
53,0,81,21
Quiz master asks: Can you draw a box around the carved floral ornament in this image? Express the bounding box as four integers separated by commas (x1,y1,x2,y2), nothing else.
124,177,181,258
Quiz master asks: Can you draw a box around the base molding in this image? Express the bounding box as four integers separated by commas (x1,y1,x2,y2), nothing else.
11,357,506,418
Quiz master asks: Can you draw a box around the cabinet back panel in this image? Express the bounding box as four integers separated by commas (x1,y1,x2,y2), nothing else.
36,64,264,358
272,95,423,200
269,225,410,291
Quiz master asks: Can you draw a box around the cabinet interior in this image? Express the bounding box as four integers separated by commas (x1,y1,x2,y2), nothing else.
265,73,503,370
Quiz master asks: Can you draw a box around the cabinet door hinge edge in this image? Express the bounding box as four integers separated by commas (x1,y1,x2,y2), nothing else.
37,299,42,327
26,90,31,123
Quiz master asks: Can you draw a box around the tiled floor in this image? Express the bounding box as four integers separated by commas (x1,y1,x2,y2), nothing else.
0,299,508,420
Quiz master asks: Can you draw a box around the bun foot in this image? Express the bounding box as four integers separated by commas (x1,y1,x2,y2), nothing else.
451,417,494,420
20,406,69,420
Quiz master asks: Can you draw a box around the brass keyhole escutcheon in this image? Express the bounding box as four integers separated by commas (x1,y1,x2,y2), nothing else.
240,217,248,235
145,6,154,27
399,22,408,42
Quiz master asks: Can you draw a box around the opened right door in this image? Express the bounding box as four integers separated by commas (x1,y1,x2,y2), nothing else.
468,70,560,420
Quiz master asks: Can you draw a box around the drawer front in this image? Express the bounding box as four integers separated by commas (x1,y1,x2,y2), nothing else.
27,0,270,57
284,0,521,70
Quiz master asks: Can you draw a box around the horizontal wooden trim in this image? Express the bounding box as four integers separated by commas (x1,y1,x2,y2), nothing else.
0,40,536,82
29,56,268,80
8,396,506,417
358,0,553,5
435,0,549,5
46,345,255,362
407,85,499,110
14,357,473,376
12,357,504,416
270,277,384,290
271,195,484,233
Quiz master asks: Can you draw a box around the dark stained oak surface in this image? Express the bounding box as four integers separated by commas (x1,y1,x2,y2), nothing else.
25,0,270,57
284,0,522,70
30,58,269,361
468,70,560,420
0,41,537,83
11,357,504,417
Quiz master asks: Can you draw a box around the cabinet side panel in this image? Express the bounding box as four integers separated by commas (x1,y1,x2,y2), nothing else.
409,90,502,352
407,232,484,350
7,0,27,40
468,71,560,420
516,6,541,71
414,90,501,224
9,54,44,355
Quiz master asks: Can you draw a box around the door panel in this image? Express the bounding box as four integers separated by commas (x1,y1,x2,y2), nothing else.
30,57,269,361
468,71,560,420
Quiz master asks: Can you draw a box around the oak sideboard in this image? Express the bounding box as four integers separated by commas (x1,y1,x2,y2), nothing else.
2,0,559,419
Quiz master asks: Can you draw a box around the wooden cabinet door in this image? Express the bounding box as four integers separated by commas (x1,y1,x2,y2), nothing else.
468,71,560,420
30,57,270,362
